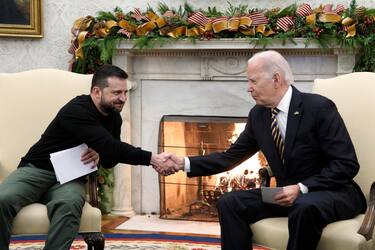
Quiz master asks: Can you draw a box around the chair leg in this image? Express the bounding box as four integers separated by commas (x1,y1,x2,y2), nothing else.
82,232,105,250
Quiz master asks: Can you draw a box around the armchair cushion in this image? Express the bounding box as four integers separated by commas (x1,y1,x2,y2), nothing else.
12,202,101,235
251,215,373,250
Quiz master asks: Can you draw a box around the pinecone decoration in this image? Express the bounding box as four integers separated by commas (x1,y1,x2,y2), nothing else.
115,11,125,20
357,23,367,35
355,6,366,17
364,16,374,26
271,7,280,13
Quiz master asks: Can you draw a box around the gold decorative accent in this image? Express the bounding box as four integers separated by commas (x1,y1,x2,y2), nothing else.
75,31,88,59
346,24,356,38
306,14,316,25
118,20,136,32
228,17,240,31
318,13,342,23
167,26,186,38
186,27,200,37
212,19,228,33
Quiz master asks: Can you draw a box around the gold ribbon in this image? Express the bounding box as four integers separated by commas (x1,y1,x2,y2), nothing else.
212,18,228,33
167,26,186,38
228,17,240,31
146,11,167,28
186,27,200,37
345,24,356,38
196,22,213,36
239,16,252,29
255,25,274,37
256,24,266,34
118,20,136,32
318,13,342,23
146,11,158,21
306,14,316,25
136,21,156,36
342,17,355,26
155,17,167,28
341,17,356,38
105,20,118,31
264,29,275,37
72,16,93,32
75,31,88,59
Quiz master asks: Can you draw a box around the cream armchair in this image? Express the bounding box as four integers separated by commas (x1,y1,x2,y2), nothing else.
0,69,104,249
254,72,375,250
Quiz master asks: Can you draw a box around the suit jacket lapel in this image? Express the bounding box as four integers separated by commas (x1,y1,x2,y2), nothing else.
284,86,303,163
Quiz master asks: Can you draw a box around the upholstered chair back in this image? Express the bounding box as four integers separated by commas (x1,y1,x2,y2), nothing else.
0,69,92,179
313,72,375,199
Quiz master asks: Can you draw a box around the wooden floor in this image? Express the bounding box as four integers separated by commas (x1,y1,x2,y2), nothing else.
101,214,130,234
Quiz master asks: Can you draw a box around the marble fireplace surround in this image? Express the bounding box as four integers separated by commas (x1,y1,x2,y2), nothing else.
109,38,355,216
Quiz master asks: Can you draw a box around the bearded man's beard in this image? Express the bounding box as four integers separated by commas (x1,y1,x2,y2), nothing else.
99,98,124,114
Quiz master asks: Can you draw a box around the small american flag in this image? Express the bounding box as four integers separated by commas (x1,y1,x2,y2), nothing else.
248,12,269,26
335,4,346,15
132,8,150,21
296,3,313,17
188,11,210,26
323,4,333,13
277,16,294,31
118,29,132,38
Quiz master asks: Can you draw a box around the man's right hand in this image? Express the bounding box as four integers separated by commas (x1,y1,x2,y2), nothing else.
150,152,184,175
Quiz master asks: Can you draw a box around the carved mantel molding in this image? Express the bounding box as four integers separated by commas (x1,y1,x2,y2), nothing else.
113,38,356,82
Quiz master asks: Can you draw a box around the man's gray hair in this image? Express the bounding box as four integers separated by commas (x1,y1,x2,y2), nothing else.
248,50,294,85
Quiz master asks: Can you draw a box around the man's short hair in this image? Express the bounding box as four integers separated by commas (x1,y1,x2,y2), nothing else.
91,64,128,90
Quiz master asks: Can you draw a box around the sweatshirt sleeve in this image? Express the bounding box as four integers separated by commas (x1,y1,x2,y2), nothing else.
58,102,152,167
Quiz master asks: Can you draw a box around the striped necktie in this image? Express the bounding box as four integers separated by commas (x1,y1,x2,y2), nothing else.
271,108,284,161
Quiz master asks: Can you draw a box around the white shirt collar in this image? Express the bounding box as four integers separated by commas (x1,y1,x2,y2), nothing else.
276,86,292,114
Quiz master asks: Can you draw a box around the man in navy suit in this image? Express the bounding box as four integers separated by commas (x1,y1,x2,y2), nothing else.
159,50,367,250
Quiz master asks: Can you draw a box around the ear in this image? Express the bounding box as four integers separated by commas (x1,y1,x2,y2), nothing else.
273,72,281,88
91,86,102,99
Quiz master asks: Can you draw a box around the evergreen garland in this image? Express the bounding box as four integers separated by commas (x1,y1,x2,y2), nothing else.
69,0,375,73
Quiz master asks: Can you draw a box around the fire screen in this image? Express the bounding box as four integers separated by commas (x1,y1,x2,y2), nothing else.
158,115,268,222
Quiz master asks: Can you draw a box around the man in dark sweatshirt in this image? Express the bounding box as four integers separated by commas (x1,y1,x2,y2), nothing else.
0,64,173,250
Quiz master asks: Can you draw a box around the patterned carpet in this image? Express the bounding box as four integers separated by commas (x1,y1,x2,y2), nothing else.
10,233,270,249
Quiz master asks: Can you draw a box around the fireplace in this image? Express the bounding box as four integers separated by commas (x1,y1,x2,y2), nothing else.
109,39,356,216
158,115,269,221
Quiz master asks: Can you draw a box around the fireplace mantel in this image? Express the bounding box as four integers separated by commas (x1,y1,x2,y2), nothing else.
110,39,356,216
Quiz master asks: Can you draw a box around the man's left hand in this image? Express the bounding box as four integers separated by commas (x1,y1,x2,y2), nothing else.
273,184,301,207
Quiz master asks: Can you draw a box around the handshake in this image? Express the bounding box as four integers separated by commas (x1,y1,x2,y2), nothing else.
150,152,185,176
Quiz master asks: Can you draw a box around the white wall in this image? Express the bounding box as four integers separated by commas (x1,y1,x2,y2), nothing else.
0,0,373,73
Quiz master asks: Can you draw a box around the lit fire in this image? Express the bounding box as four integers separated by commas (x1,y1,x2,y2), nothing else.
215,123,263,193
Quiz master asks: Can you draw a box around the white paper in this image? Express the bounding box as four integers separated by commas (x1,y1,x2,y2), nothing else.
261,186,283,204
50,143,97,184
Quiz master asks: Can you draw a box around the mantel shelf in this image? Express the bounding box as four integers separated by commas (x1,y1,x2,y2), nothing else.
116,38,348,52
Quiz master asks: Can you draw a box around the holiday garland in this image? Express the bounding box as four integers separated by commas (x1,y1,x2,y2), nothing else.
68,0,375,73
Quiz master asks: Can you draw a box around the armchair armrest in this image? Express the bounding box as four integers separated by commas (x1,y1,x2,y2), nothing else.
88,172,99,208
259,166,273,187
357,181,375,241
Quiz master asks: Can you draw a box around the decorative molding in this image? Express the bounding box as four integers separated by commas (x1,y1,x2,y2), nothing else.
113,39,355,81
